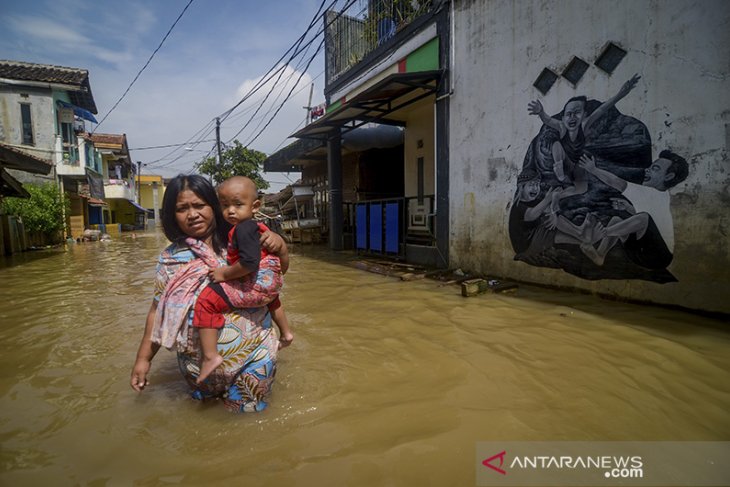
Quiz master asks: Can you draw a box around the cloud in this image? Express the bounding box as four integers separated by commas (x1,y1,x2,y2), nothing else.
5,15,89,45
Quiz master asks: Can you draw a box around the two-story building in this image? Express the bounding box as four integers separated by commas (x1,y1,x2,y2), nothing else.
137,173,165,227
0,59,104,240
267,0,730,315
88,133,146,234
266,0,448,266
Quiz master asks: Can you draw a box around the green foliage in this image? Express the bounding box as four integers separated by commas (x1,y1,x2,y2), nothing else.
195,140,270,190
1,182,69,238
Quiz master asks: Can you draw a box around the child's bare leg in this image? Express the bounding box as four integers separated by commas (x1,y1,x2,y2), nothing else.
605,212,650,241
197,328,223,384
551,142,567,182
271,305,294,349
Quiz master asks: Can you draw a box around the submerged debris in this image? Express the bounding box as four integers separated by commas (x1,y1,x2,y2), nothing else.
349,257,518,296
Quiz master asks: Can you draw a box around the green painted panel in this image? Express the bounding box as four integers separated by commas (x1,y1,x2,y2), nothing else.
327,99,342,112
406,37,440,72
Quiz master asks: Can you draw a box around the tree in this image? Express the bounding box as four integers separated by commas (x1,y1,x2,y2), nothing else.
195,140,270,190
1,182,69,241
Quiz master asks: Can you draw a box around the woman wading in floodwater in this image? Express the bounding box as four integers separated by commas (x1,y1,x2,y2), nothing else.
129,174,289,412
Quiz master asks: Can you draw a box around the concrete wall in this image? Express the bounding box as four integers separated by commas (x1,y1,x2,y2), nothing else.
0,85,57,159
448,0,730,314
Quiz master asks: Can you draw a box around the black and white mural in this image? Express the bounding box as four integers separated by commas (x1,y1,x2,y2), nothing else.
509,75,690,283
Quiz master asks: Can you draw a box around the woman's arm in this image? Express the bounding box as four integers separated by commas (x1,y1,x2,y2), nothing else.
260,230,290,274
130,301,161,392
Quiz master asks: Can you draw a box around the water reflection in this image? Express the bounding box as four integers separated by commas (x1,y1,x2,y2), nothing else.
0,230,728,485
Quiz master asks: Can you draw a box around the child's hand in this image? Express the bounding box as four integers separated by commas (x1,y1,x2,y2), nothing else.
278,332,294,350
617,74,640,98
527,100,544,116
209,267,226,283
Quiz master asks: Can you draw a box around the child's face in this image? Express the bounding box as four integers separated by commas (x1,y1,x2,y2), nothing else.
519,179,541,202
217,181,260,225
562,100,585,130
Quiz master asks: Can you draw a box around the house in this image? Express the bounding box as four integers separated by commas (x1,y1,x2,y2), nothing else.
0,142,54,254
267,0,730,314
137,173,165,227
0,59,104,240
88,132,146,234
265,0,447,266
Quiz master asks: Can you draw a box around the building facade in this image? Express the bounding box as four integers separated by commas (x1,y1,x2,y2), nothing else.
447,0,729,313
0,60,104,241
269,0,730,314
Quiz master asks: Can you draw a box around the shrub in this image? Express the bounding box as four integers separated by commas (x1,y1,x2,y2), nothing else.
1,182,69,241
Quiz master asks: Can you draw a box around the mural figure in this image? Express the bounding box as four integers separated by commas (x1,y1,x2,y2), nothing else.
510,74,689,283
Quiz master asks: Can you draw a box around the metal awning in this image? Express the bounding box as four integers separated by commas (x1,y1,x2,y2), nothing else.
57,100,98,123
264,138,325,172
292,70,442,140
126,199,148,212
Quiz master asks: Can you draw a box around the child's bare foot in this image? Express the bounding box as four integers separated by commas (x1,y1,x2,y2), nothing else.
278,332,294,350
196,354,223,384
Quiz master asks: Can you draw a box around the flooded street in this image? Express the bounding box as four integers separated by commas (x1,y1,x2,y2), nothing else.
1,230,728,486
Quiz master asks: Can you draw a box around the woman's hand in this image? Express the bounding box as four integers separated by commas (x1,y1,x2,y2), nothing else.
131,302,160,392
130,358,151,392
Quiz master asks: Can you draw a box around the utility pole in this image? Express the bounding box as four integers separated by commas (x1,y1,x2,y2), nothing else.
304,83,314,125
137,160,142,204
215,117,223,167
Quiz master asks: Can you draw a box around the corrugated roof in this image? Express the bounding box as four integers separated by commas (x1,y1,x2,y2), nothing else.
89,133,126,148
0,142,53,175
0,60,97,114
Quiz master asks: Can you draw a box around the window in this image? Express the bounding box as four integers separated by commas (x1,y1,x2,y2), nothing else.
20,103,34,145
562,56,589,85
595,42,627,74
533,68,558,95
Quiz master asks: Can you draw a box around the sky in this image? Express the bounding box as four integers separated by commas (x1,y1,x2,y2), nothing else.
0,0,333,192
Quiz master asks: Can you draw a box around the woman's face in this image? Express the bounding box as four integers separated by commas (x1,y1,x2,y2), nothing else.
174,189,215,240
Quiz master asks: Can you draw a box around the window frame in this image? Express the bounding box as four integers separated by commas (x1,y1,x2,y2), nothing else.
20,103,34,146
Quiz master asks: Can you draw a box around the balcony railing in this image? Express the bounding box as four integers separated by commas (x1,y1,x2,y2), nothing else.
325,0,433,86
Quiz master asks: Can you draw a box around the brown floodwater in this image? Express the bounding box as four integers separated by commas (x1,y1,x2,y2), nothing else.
0,230,728,486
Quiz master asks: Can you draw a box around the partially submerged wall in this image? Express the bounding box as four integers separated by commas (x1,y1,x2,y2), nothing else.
448,0,730,313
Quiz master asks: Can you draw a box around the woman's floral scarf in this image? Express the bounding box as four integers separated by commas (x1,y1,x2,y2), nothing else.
150,237,219,350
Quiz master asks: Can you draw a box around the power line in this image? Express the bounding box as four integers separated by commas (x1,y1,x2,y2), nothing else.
238,38,325,148
217,0,336,124
129,139,216,151
222,0,358,148
93,0,195,132
146,119,216,165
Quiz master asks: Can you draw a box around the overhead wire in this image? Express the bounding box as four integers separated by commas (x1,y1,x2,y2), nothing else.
129,139,216,151
220,1,325,141
93,0,196,132
217,0,336,124
234,37,325,148
223,0,359,148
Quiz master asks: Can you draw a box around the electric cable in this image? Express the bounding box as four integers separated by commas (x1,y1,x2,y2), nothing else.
217,0,336,123
93,0,196,132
